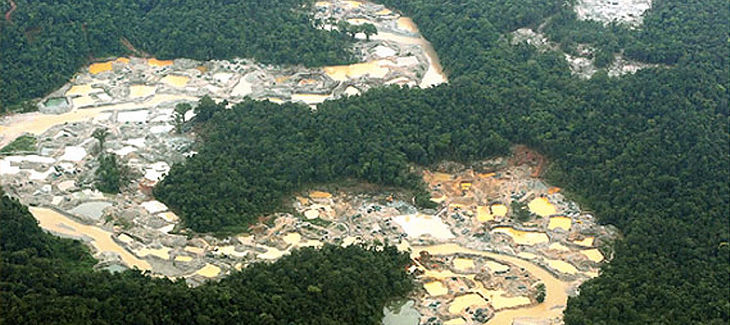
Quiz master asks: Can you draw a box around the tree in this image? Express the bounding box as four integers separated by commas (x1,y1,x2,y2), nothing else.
337,20,354,38
193,96,226,123
96,153,129,193
172,103,191,134
535,283,546,303
363,23,377,41
0,195,414,324
92,128,109,152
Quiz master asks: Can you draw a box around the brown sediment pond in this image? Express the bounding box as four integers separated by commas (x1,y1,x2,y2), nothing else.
581,248,604,262
323,60,390,81
29,207,151,270
89,61,113,74
572,237,595,247
548,216,572,231
148,58,173,67
424,280,449,296
160,75,190,88
528,197,557,217
412,244,571,324
492,226,550,246
195,264,221,277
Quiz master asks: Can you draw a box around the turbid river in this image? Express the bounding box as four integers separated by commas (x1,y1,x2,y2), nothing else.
0,94,196,148
29,207,151,271
0,3,582,324
371,29,447,88
412,244,570,325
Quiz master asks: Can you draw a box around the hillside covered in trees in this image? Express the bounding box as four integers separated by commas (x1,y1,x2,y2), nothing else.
0,191,413,324
0,0,355,112
154,0,728,323
1,0,727,324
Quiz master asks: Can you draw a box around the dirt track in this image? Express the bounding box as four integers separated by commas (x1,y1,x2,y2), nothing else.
5,0,16,23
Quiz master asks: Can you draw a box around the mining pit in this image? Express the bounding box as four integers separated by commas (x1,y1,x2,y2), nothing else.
0,1,618,324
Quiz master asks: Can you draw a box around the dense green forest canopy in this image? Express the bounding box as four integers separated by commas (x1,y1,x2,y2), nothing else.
0,192,413,324
0,0,355,112
155,0,728,323
0,0,728,323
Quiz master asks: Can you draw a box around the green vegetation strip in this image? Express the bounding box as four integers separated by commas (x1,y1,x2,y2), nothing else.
0,135,36,154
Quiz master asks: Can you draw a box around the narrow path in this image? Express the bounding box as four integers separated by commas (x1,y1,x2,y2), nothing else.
120,37,151,57
5,0,16,23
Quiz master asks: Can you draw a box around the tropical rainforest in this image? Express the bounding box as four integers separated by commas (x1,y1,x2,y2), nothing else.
155,0,728,323
0,191,413,324
1,0,728,324
0,0,355,112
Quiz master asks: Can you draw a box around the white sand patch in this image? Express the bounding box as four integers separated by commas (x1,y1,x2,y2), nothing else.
0,159,19,175
150,114,170,123
57,180,76,192
158,224,175,234
346,18,371,25
57,162,75,173
304,209,320,220
396,56,420,67
184,110,196,121
232,77,253,97
94,112,113,122
343,86,361,96
124,137,146,148
341,236,358,247
213,72,233,84
1,155,56,176
118,110,148,123
29,168,54,180
373,45,397,58
96,93,113,102
393,213,455,240
141,200,168,214
59,146,87,162
575,0,652,26
150,125,174,134
143,162,170,182
112,146,137,157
